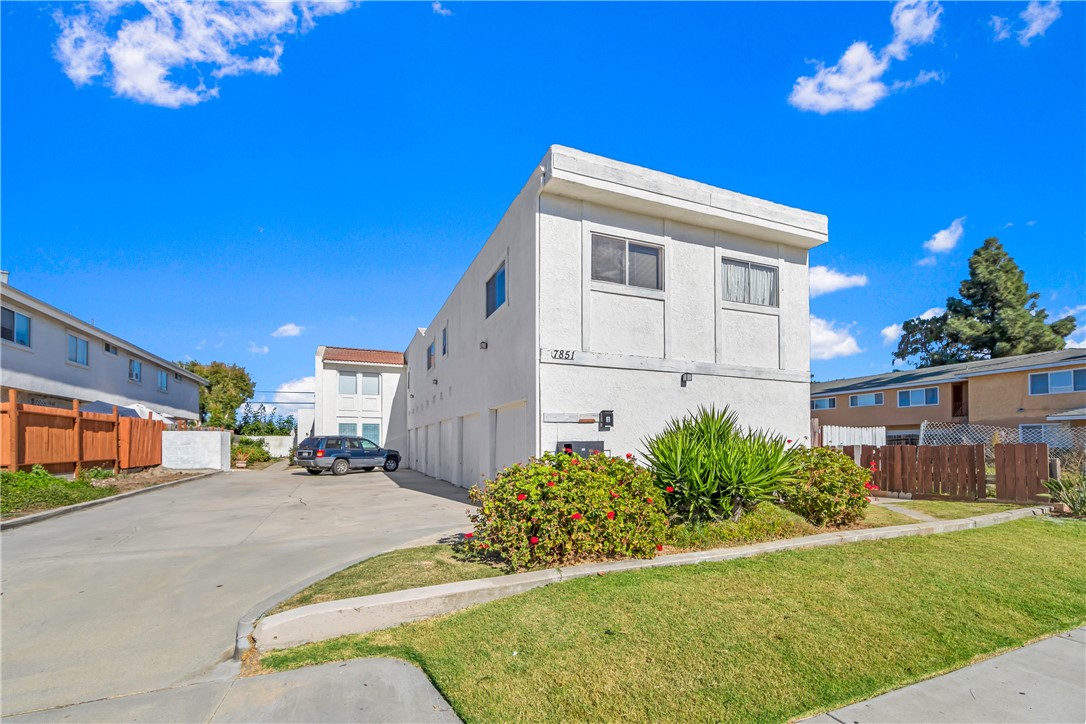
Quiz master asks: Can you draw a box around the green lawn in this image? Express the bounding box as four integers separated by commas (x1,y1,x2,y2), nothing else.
892,499,1023,520
264,517,1086,723
271,504,910,615
1,467,118,518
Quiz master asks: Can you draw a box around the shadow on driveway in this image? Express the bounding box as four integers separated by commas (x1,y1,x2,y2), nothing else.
285,466,473,506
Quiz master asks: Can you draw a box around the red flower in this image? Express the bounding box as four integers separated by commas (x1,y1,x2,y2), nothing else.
546,481,555,487
571,513,582,520
865,496,873,502
665,486,674,493
530,536,539,545
464,532,473,538
480,543,489,549
646,497,653,504
571,458,580,465
625,453,633,459
656,544,663,551
610,491,619,498
787,439,793,444
606,511,615,520
517,493,527,501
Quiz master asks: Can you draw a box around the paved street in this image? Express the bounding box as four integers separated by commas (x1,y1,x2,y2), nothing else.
1,463,470,719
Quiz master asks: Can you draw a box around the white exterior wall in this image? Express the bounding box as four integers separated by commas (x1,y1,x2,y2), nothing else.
313,350,407,453
162,431,231,470
408,145,824,487
405,165,542,488
1,284,203,419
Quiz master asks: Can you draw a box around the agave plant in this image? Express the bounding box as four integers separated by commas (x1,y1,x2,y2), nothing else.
642,405,800,522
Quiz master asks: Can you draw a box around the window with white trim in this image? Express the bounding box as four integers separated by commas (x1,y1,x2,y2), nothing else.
338,422,357,436
721,258,778,307
1020,423,1073,448
1,307,31,347
591,234,663,291
1029,369,1086,395
849,392,884,407
68,334,89,366
104,343,119,355
897,387,939,407
362,422,381,442
811,397,836,410
129,359,142,382
157,370,168,391
361,373,380,395
339,372,356,394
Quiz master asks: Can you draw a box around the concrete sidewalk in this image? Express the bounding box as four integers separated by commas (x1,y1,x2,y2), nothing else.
804,627,1086,724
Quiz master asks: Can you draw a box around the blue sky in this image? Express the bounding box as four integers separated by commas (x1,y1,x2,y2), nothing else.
2,1,1083,412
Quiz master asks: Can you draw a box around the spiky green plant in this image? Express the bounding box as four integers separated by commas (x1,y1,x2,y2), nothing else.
641,405,800,522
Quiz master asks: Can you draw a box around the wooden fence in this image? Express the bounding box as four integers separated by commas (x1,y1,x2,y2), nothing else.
0,391,164,474
842,443,1051,503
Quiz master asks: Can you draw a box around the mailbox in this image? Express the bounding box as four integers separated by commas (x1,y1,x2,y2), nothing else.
598,409,614,432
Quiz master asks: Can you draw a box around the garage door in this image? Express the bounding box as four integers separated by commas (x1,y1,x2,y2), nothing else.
493,402,528,476
460,413,480,488
426,423,440,478
439,419,455,483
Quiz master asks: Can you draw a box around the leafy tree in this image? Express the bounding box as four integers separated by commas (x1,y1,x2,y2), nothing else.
894,238,1077,367
178,361,255,428
236,403,296,436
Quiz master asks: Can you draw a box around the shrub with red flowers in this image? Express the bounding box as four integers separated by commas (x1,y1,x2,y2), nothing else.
466,452,668,570
779,447,872,527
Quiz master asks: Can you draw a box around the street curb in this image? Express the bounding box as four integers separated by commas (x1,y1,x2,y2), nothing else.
251,505,1051,653
0,470,223,530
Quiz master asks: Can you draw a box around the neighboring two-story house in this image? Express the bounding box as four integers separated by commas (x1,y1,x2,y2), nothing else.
312,346,407,452
811,349,1086,445
0,276,206,420
404,145,827,487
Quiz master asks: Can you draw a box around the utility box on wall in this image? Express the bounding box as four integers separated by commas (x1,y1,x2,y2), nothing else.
556,441,606,458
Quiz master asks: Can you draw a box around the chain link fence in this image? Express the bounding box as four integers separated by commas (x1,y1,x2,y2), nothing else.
918,420,1086,472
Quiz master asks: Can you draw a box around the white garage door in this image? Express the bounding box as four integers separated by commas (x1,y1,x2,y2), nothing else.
493,402,528,476
460,413,480,488
426,423,440,478
439,419,455,483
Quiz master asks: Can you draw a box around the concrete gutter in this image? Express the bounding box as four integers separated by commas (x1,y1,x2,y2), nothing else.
252,505,1051,653
0,470,221,530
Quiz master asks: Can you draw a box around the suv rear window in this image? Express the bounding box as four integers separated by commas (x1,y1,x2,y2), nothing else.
322,438,342,450
298,438,319,449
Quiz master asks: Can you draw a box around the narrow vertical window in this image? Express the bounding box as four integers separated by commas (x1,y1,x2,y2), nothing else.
129,359,142,382
68,335,89,365
157,370,168,391
442,325,448,356
486,263,507,317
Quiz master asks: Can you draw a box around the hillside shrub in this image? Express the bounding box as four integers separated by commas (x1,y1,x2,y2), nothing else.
781,447,872,527
232,436,271,464
642,405,800,523
466,452,668,570
1,465,118,516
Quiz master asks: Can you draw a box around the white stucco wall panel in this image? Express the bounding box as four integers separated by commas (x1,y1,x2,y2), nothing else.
461,412,481,488
539,364,809,459
666,224,717,363
162,431,231,470
538,194,584,352
493,401,528,474
589,291,664,358
720,309,779,369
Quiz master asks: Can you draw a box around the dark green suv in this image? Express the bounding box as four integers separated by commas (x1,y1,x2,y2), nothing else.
294,436,401,476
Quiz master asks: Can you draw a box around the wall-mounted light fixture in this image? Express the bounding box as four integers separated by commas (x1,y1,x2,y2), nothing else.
409,394,414,399
432,379,438,385
681,372,693,387
479,341,488,350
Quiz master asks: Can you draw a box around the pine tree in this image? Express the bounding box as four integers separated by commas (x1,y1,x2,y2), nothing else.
893,238,1076,367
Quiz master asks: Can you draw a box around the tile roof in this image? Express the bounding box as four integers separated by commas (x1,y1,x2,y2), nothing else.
1048,407,1086,421
322,347,405,366
812,348,1086,396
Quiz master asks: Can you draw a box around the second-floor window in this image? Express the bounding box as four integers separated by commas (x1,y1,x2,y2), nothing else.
486,263,507,317
1,307,31,347
68,335,89,366
157,370,168,391
339,372,356,394
849,392,883,407
361,373,380,395
427,342,435,370
104,343,119,355
129,359,142,382
722,258,778,307
442,325,448,356
898,387,939,407
591,234,663,291
1029,369,1086,395
811,398,836,410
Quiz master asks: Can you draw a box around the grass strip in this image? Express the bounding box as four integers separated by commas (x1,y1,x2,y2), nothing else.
892,499,1022,520
264,517,1086,723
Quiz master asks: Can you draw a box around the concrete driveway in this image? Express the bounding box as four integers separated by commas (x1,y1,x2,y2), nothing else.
1,463,471,719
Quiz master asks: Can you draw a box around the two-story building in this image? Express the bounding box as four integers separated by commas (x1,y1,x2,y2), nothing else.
404,145,827,487
312,346,407,451
811,349,1086,445
1,276,206,420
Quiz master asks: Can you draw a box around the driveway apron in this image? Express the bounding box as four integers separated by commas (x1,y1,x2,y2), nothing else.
0,464,471,718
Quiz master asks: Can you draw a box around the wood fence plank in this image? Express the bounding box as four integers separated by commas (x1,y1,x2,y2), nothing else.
974,444,985,499
7,389,18,471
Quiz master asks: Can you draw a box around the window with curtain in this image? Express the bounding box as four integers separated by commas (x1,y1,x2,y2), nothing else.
721,258,778,307
591,234,662,290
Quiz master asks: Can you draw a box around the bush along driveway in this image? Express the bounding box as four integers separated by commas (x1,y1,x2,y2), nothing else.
262,516,1086,723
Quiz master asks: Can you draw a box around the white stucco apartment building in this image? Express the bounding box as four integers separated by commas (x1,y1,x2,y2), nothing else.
312,346,407,452
405,146,827,488
0,277,206,420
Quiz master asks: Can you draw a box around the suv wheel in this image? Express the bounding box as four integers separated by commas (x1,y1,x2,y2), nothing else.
332,458,350,476
383,457,399,472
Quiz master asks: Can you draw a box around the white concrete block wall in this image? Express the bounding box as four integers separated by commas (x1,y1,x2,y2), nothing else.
243,435,294,457
162,431,231,470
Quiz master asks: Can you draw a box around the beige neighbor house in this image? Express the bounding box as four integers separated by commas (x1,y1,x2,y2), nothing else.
811,349,1086,446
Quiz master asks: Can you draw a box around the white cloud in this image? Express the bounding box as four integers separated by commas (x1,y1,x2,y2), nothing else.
890,69,946,92
1018,1,1061,46
881,323,904,346
923,217,965,254
52,2,355,108
990,15,1012,42
920,306,945,319
1066,329,1086,349
432,2,453,16
1026,220,1037,226
811,316,863,360
195,339,206,350
789,0,942,114
809,265,869,297
917,256,937,266
271,322,305,338
248,342,269,354
1059,304,1086,318
1003,221,1015,228
268,375,315,417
